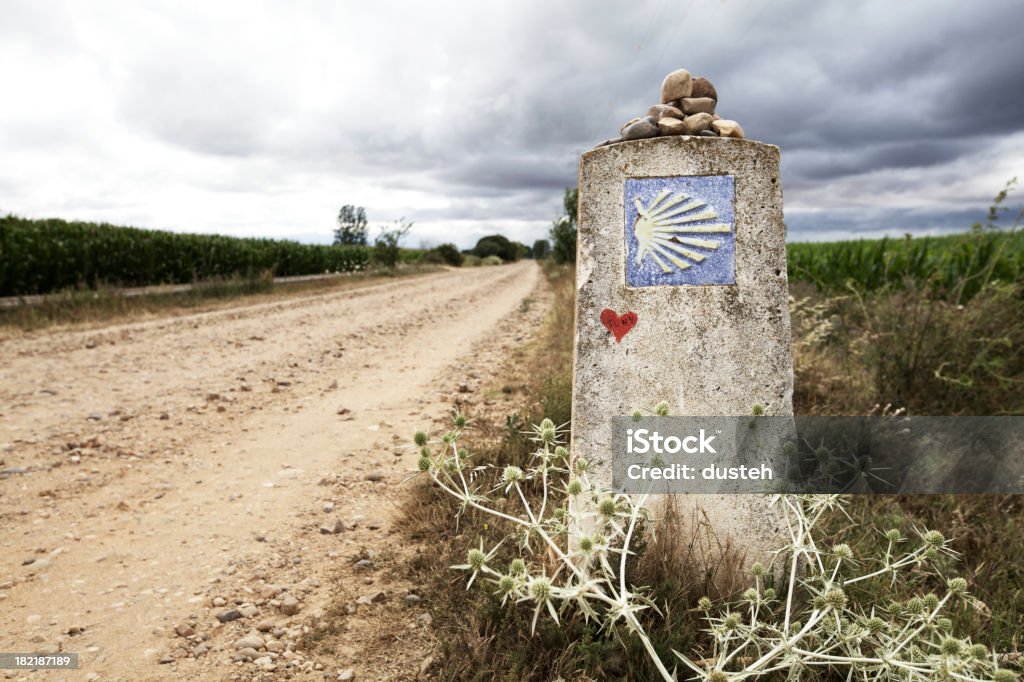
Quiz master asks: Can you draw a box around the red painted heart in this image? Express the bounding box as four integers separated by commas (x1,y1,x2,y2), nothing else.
600,308,638,343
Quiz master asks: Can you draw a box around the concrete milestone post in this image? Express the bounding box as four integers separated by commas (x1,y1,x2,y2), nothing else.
571,135,793,563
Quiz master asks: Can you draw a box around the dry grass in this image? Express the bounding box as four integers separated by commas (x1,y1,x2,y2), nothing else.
792,278,1024,416
0,263,443,334
793,279,1024,652
393,264,747,680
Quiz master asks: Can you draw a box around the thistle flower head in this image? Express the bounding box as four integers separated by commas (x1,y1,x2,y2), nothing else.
501,465,524,485
509,558,526,575
417,455,432,472
567,478,584,496
905,597,925,615
537,420,557,444
751,561,766,577
824,588,847,610
742,588,759,603
832,543,854,560
922,529,945,549
993,670,1018,682
573,458,590,474
707,671,729,682
578,536,594,552
420,446,432,457
763,588,776,601
598,497,618,518
453,413,468,428
697,596,713,611
451,539,500,590
631,410,644,422
723,612,742,630
864,616,887,634
654,400,670,416
939,637,963,658
413,431,428,447
922,593,940,610
969,644,987,659
947,577,968,594
496,574,517,595
553,446,569,460
528,576,552,602
884,528,901,542
751,403,766,416
882,600,902,617
467,548,487,571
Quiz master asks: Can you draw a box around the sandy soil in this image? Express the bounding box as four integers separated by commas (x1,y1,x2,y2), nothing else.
0,262,547,682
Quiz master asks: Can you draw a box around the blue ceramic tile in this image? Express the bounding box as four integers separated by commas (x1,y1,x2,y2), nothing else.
624,175,735,287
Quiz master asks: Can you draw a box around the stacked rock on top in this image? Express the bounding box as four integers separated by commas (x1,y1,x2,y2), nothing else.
600,69,745,147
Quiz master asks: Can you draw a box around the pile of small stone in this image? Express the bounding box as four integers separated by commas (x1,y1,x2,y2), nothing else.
602,69,745,146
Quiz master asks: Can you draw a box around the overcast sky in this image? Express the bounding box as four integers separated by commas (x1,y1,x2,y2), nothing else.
2,0,1022,248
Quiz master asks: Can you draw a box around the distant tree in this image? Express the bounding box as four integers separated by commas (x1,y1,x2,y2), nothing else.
472,234,519,261
532,238,551,260
550,187,578,264
428,242,464,266
514,241,531,260
334,205,368,246
373,219,412,269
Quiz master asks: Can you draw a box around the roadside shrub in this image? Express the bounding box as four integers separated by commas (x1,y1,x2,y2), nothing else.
399,248,425,264
371,220,412,270
532,238,550,260
482,255,503,266
429,243,464,266
473,234,519,262
550,187,578,264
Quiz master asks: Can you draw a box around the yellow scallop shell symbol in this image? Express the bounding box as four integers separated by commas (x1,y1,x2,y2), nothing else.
633,189,732,273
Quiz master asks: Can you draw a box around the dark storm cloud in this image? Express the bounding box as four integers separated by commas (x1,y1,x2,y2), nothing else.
787,206,987,242
1,0,1022,245
785,140,977,184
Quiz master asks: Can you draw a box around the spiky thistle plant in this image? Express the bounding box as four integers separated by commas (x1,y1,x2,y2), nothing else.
412,413,1019,682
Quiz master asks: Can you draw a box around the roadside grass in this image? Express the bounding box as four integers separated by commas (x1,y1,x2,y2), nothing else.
0,263,443,334
397,260,1023,678
792,278,1024,416
396,261,589,679
395,263,745,679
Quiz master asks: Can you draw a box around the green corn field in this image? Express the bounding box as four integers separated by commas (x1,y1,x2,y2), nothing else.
786,230,1024,299
0,215,371,297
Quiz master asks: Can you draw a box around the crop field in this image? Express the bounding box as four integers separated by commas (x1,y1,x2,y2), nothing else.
0,215,371,296
787,230,1024,299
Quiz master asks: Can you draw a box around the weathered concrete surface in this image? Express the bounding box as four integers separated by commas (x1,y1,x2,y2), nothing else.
571,136,793,565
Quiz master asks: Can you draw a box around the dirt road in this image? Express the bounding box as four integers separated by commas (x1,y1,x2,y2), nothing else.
0,262,546,681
